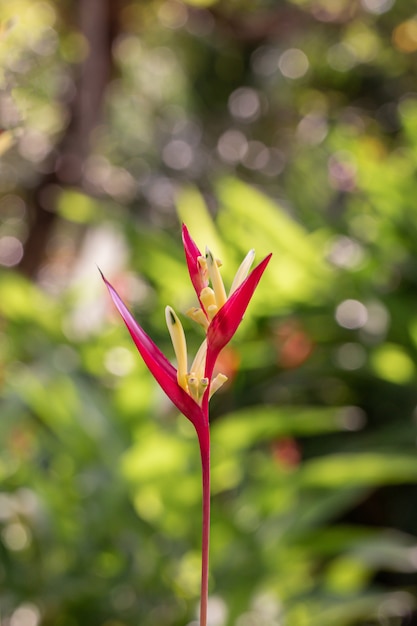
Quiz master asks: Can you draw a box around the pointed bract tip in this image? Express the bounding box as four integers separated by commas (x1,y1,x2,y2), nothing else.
165,305,176,326
181,223,190,239
98,267,114,290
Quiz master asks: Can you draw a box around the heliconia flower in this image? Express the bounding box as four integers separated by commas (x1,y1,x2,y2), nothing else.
102,226,271,427
101,224,271,626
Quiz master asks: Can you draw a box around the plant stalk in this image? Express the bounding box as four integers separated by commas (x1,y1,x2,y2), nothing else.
199,427,211,626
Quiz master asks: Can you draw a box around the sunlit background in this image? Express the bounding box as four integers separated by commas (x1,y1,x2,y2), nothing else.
2,0,417,624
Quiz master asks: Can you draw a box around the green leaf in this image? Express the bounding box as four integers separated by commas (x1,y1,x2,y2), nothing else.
301,453,417,488
212,405,342,451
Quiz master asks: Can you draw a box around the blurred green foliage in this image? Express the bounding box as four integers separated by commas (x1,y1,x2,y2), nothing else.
2,0,417,625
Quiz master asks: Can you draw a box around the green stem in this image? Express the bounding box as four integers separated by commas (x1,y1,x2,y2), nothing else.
199,427,210,626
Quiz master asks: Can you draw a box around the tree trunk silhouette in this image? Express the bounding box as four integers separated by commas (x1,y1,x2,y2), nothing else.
18,0,121,278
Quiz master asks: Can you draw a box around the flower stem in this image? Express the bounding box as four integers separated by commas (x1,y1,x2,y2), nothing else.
198,427,210,626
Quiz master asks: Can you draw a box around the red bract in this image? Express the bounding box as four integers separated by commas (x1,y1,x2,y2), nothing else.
100,270,205,432
101,225,271,626
205,253,271,394
182,224,209,304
